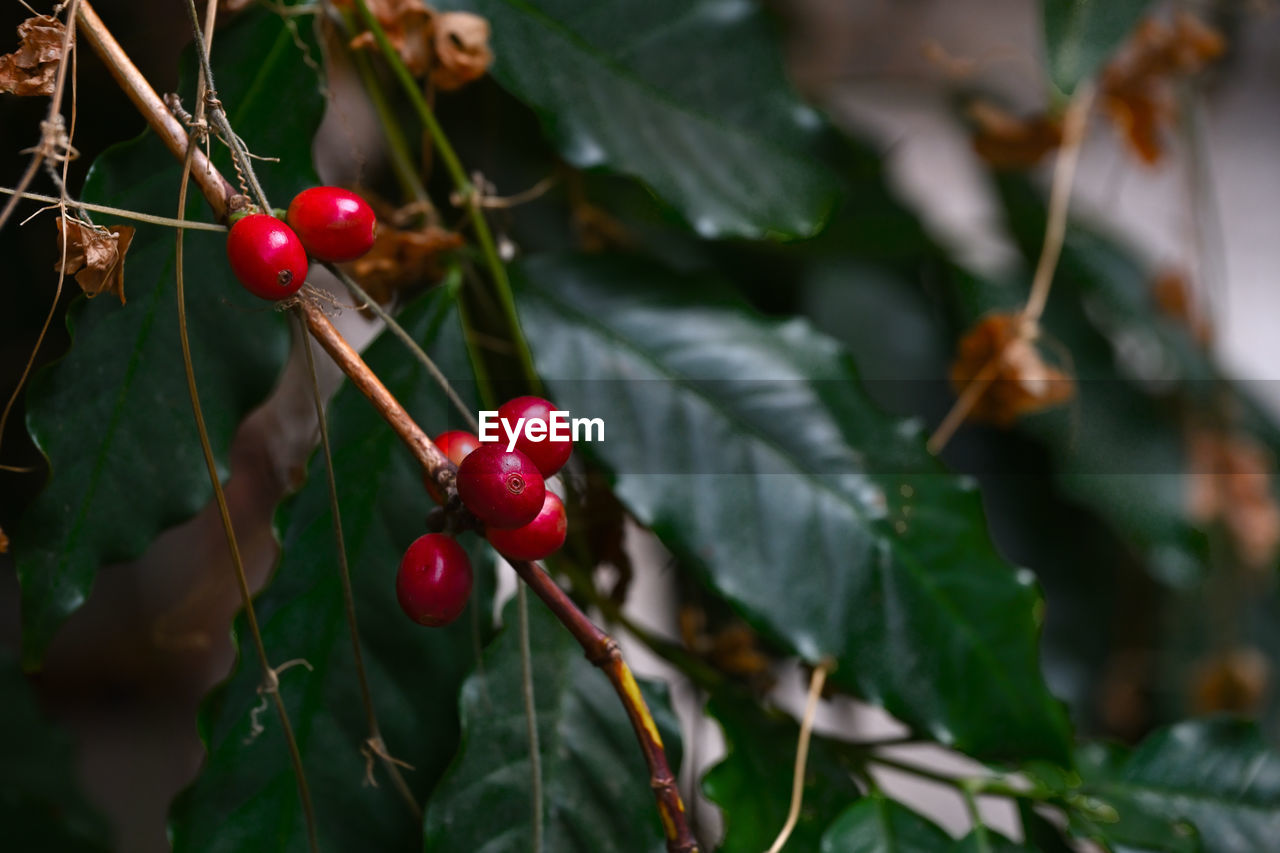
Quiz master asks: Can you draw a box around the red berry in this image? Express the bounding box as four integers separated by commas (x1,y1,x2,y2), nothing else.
486,491,567,562
490,396,573,477
396,533,473,627
433,430,482,466
226,214,309,300
285,186,377,262
456,445,545,529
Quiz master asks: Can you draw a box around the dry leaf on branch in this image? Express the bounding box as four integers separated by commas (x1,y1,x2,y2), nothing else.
0,526,8,554
1101,12,1225,165
1190,647,1270,715
1187,429,1280,570
54,216,135,304
949,313,1075,426
342,222,464,308
0,15,65,97
342,0,436,76
1150,269,1212,344
431,12,492,91
969,100,1063,170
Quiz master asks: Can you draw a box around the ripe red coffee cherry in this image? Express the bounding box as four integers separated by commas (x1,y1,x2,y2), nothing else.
396,533,473,627
456,445,545,529
285,186,377,262
492,395,573,477
486,491,567,562
433,430,482,466
225,214,309,300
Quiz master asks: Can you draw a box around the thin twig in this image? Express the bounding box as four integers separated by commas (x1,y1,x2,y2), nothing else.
173,4,318,849
297,315,422,819
765,660,832,853
517,584,544,853
0,186,227,229
927,83,1094,454
327,264,477,431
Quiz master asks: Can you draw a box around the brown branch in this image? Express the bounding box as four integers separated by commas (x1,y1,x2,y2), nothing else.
75,6,697,848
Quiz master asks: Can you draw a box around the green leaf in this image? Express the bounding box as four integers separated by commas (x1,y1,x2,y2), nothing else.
0,649,111,851
1042,0,1150,93
443,0,839,239
514,252,1072,765
952,829,1035,852
423,595,683,852
820,794,952,852
702,691,863,852
170,290,493,851
1076,718,1280,853
13,8,324,668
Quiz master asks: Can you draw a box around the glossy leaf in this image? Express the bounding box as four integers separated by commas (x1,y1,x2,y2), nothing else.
1076,718,1280,853
13,8,324,668
169,290,493,851
442,0,839,239
423,595,683,852
1042,0,1150,93
702,691,863,852
820,794,952,852
514,252,1072,765
0,650,111,851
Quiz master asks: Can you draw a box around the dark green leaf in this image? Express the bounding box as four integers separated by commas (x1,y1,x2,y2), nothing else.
1018,802,1075,853
423,595,683,852
442,0,839,239
820,794,952,852
13,8,324,668
952,829,1035,852
1075,718,1279,853
514,252,1072,765
702,691,863,851
0,649,111,851
170,289,493,851
1042,0,1150,93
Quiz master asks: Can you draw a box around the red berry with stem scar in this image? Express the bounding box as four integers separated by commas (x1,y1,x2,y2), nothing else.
285,186,377,262
396,533,473,627
492,395,573,477
456,444,545,529
225,214,308,300
486,491,567,562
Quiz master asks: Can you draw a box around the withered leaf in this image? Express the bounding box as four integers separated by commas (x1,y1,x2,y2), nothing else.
1191,647,1270,716
0,526,8,554
0,15,65,97
431,12,492,91
1150,269,1212,344
1101,12,1225,165
54,216,135,305
342,0,436,77
949,312,1075,426
1187,429,1280,570
969,100,1064,171
342,221,464,308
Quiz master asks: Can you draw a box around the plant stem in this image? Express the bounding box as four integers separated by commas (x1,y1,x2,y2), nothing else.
78,9,696,847
171,3,317,848
0,187,227,229
517,584,544,853
350,0,540,391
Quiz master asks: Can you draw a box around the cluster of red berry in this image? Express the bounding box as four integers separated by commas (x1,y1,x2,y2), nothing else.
397,396,572,627
225,186,377,299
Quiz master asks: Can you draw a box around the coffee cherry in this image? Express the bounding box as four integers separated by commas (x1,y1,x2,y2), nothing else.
486,491,567,562
491,396,572,477
396,533,473,627
456,445,545,529
225,214,309,300
285,186,377,262
433,430,482,466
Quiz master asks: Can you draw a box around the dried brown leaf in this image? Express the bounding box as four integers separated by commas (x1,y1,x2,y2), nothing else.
342,221,463,307
1101,13,1226,165
969,100,1064,170
341,0,436,77
54,217,135,305
1187,429,1280,570
0,526,8,554
431,12,492,91
0,15,65,97
949,313,1075,426
1150,269,1212,344
1191,647,1270,715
